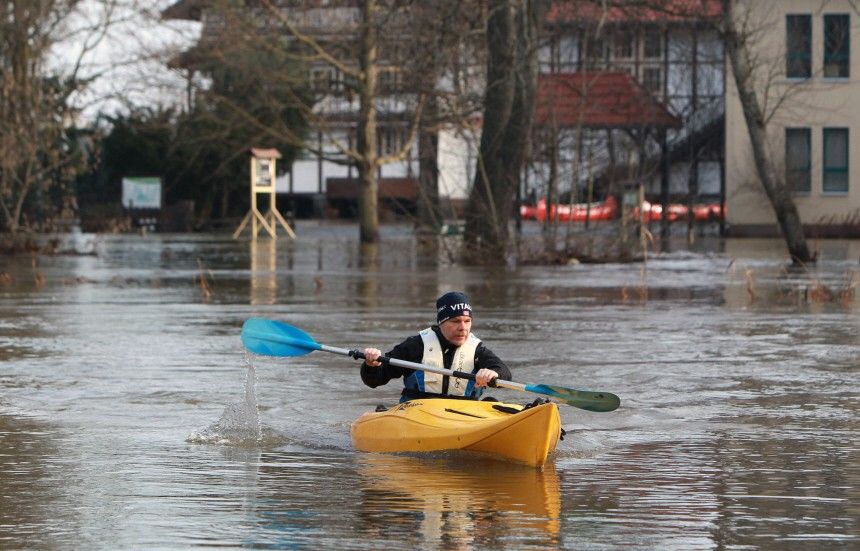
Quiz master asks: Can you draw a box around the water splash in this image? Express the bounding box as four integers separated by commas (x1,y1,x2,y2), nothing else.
186,356,264,446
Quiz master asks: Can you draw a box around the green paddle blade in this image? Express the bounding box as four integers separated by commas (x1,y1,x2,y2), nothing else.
525,384,621,412
241,318,321,357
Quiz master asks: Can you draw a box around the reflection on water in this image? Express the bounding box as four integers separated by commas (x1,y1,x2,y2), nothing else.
250,238,278,306
357,242,379,305
354,454,560,548
0,225,857,548
235,451,561,550
0,415,80,546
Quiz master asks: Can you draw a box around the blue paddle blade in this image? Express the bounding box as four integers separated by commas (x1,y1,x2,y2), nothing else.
241,318,322,357
525,384,621,412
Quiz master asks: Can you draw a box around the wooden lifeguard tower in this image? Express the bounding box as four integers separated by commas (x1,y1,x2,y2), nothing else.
233,148,296,239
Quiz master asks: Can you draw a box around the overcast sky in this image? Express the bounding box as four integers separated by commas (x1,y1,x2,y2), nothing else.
50,0,201,122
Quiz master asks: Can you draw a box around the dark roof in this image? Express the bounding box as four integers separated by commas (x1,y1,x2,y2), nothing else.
162,0,363,21
161,0,207,21
547,0,722,25
534,72,681,129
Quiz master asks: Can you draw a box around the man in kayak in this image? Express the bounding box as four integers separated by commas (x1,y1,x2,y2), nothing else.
361,291,511,402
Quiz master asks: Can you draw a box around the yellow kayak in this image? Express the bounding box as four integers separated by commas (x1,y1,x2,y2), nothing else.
350,398,562,467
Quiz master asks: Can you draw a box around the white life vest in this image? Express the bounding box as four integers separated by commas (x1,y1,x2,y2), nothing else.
418,327,481,396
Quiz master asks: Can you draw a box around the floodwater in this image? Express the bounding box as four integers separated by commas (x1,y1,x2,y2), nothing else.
1,222,857,550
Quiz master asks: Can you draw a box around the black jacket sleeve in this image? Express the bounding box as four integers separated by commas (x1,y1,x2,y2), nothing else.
359,335,424,388
475,344,511,381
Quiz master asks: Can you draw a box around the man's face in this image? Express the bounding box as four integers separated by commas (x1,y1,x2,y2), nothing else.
439,315,472,346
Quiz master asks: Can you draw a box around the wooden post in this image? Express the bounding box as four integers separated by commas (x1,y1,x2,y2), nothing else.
234,148,296,239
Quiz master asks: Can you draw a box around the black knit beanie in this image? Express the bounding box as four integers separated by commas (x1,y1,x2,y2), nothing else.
436,291,472,324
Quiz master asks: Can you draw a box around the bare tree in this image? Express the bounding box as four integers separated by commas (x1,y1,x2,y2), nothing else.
0,0,119,233
547,1,814,263
598,0,811,261
157,0,503,247
465,0,549,260
175,0,483,244
405,1,487,234
717,0,811,263
274,1,497,244
256,0,479,244
156,0,417,242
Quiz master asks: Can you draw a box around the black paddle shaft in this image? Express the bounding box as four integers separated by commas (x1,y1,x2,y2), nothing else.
347,349,497,387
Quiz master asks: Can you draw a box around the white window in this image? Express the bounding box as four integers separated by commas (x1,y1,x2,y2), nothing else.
558,35,579,69
823,14,850,78
786,14,812,78
614,31,634,59
823,128,849,193
785,128,811,193
642,66,662,94
378,68,401,93
379,127,407,156
310,67,343,92
643,29,662,59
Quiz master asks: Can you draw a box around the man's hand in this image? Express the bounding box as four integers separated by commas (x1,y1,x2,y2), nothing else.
363,347,382,367
475,368,499,388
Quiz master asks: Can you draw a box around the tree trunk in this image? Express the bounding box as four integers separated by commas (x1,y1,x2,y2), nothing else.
501,0,543,220
357,0,380,244
720,0,812,264
219,182,230,219
465,0,514,258
659,129,670,248
465,0,547,260
543,132,558,249
417,95,440,233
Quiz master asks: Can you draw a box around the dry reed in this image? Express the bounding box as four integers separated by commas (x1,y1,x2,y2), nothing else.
196,258,213,301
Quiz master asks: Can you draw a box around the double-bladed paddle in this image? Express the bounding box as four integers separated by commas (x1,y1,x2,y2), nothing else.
241,317,620,413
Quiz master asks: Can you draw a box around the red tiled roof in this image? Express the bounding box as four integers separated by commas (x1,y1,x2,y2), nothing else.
547,0,723,25
534,72,681,128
